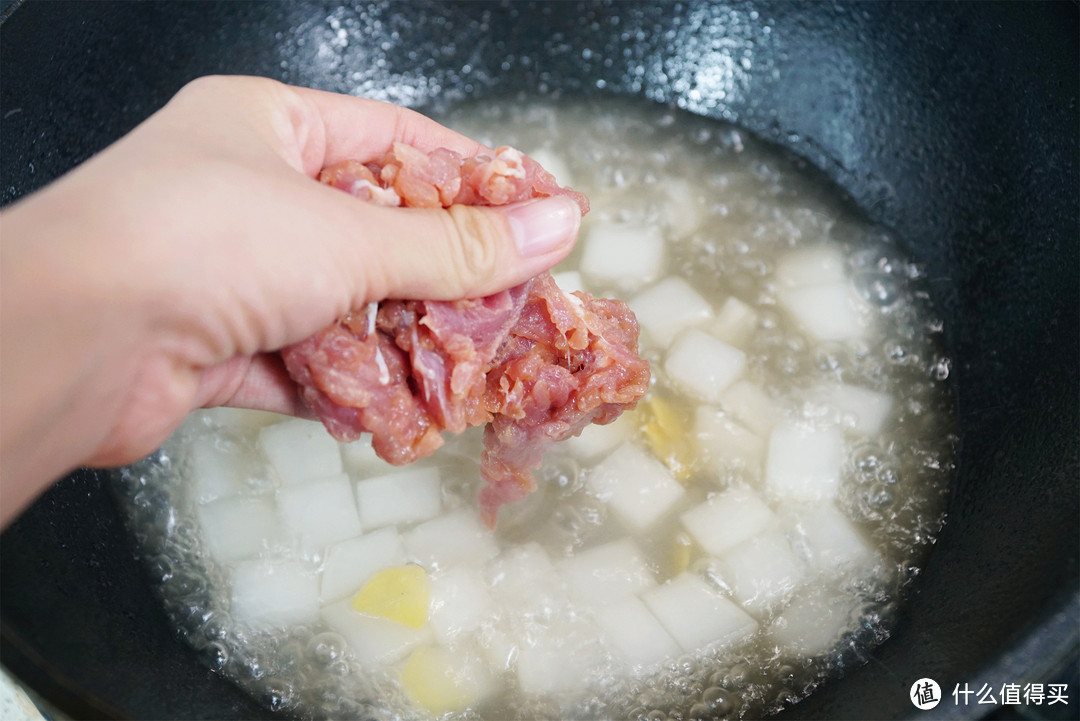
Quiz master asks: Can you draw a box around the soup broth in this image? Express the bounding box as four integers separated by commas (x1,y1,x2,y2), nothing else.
115,97,955,720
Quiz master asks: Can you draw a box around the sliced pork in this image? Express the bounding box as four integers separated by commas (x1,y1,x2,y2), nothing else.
282,144,646,524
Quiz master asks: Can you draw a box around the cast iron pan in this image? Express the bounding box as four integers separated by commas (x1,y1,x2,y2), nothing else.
1,2,1077,719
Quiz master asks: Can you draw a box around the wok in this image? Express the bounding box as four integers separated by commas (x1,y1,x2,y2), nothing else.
1,2,1076,719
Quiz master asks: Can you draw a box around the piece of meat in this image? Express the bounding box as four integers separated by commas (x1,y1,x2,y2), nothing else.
283,144,644,525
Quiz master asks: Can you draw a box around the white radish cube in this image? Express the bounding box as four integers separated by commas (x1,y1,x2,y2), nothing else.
629,277,713,348
664,330,746,404
765,425,845,501
321,599,431,666
779,283,868,341
231,559,319,627
721,531,807,615
585,442,685,533
596,596,680,673
321,527,406,602
680,486,775,556
515,617,605,695
527,147,574,188
339,436,393,478
477,623,519,672
197,407,282,431
557,538,655,608
258,418,342,485
783,503,879,573
770,586,859,657
552,270,587,295
642,573,758,653
695,407,766,472
719,381,778,437
808,383,894,436
189,439,254,504
355,467,441,529
662,178,706,239
428,566,495,645
486,543,565,616
562,414,634,461
711,297,759,348
775,246,846,288
197,497,283,564
402,510,499,571
580,221,665,292
277,473,362,553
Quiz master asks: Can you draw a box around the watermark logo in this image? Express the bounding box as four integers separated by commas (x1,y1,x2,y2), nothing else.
911,678,942,710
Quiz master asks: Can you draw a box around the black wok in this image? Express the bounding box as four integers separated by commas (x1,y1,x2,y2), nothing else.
1,2,1077,719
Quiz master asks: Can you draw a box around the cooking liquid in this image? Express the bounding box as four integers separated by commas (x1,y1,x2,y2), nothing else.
114,97,955,720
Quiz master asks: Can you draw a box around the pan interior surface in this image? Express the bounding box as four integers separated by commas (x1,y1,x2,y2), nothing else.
0,3,1076,720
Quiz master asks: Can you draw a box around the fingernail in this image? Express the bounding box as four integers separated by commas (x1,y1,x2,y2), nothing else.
505,196,580,257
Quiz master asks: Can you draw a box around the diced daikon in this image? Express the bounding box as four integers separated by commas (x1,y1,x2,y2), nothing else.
719,380,778,437
485,543,565,617
515,617,606,695
557,538,655,608
765,425,845,501
778,283,868,341
596,596,680,673
257,418,342,485
629,277,713,348
782,503,879,574
807,383,894,436
526,147,574,188
277,473,362,553
664,330,746,404
321,599,431,666
642,573,758,653
428,566,496,645
562,414,634,461
354,467,441,529
694,407,766,473
580,221,665,291
770,585,859,657
585,442,685,533
231,559,319,627
339,436,393,478
551,270,586,295
321,527,406,603
711,296,759,348
403,509,499,571
775,246,846,288
662,178,706,239
197,407,282,431
721,530,807,615
197,497,283,564
680,486,775,556
189,438,255,504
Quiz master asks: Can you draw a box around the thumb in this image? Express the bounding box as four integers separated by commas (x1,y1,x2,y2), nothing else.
343,195,582,301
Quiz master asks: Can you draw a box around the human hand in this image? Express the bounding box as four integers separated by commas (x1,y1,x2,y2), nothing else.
0,75,581,525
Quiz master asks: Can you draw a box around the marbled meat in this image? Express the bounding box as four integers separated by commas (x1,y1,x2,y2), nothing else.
282,144,649,525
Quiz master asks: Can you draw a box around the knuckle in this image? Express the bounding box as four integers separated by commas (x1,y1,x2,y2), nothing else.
443,205,504,292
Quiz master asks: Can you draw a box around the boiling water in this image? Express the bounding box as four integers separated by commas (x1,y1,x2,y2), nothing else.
114,97,955,720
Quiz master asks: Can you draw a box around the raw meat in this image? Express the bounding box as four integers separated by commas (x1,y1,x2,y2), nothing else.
282,144,647,525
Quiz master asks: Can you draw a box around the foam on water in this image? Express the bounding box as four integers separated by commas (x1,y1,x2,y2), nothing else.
114,96,954,720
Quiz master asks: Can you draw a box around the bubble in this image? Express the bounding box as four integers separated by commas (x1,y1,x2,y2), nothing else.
307,632,348,666
854,271,901,307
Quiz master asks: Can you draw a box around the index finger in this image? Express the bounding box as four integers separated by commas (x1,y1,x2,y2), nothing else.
290,84,490,172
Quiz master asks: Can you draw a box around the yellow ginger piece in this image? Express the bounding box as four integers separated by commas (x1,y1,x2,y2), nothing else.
401,645,482,715
350,564,430,629
641,393,697,481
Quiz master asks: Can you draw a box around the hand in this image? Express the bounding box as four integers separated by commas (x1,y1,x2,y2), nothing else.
0,75,581,526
